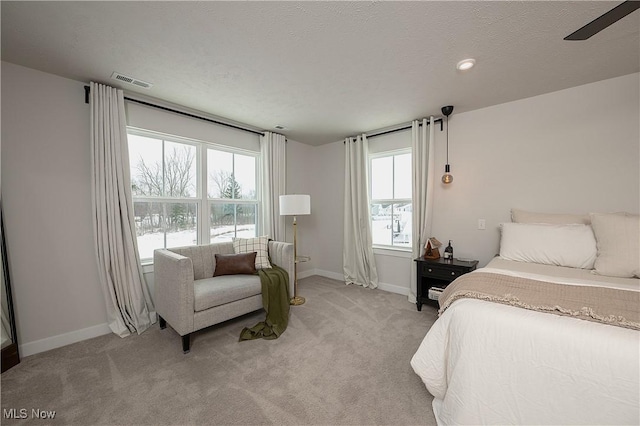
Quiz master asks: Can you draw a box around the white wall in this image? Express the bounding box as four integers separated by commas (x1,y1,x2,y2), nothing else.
305,141,345,280
283,140,317,276
1,62,109,355
308,73,640,293
431,72,640,267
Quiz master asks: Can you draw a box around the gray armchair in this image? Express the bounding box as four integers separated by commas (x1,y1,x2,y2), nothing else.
154,240,294,352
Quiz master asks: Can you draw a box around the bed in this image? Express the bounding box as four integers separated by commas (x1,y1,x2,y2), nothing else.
411,211,640,425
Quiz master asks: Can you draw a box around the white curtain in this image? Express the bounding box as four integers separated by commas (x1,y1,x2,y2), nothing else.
260,132,287,241
90,82,156,337
343,135,378,289
410,117,436,303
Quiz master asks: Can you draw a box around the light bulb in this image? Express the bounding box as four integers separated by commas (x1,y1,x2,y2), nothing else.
442,164,453,184
456,59,476,71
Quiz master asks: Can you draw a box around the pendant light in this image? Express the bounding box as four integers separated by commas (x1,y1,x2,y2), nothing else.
441,105,454,184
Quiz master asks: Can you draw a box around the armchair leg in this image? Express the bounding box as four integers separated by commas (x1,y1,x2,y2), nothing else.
159,316,166,329
182,334,191,354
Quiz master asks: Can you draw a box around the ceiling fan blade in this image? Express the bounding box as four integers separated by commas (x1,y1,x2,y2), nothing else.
565,0,640,40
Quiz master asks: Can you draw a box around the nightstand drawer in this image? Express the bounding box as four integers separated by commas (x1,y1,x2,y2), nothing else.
422,264,465,280
415,257,479,312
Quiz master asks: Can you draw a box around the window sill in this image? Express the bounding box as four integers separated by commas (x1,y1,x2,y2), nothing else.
141,262,154,273
372,247,413,259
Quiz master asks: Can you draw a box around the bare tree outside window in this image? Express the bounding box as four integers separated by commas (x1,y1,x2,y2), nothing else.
132,158,162,197
131,145,196,237
133,145,195,198
208,169,232,199
165,146,196,197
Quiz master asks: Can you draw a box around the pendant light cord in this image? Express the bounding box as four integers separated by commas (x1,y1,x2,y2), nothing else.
446,115,449,164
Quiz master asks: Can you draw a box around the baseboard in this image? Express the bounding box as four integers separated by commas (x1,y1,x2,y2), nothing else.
308,269,410,296
377,282,410,296
313,269,344,281
20,322,112,357
297,269,317,280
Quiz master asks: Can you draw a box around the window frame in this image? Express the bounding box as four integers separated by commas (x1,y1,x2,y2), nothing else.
369,148,412,251
127,127,261,263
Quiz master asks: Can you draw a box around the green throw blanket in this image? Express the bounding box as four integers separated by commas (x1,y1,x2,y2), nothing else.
239,264,290,341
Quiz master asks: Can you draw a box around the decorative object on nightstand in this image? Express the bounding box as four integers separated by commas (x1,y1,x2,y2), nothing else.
413,257,478,311
441,105,454,184
279,194,311,306
443,240,454,261
424,237,442,260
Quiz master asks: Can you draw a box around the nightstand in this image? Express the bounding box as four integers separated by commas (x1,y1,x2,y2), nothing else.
414,257,478,311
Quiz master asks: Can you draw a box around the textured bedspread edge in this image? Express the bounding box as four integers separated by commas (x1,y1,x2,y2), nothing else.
438,272,640,330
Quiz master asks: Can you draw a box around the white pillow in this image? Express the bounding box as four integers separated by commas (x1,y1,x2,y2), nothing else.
499,223,597,269
590,213,640,278
233,236,272,269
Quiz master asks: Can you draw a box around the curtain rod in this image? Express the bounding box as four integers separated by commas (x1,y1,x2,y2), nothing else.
84,86,265,137
344,118,444,143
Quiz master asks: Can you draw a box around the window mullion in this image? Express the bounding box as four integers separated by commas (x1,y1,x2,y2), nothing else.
370,198,397,204
256,152,261,236
161,139,166,197
391,202,397,247
232,153,237,238
161,140,167,249
199,144,208,245
162,202,167,250
132,196,196,203
391,154,395,200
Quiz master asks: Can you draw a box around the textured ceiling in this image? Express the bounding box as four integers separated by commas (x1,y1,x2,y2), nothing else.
2,1,638,145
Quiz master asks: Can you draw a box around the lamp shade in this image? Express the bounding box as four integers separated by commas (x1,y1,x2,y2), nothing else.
279,194,311,216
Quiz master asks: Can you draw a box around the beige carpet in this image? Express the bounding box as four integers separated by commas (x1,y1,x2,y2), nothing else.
1,276,438,425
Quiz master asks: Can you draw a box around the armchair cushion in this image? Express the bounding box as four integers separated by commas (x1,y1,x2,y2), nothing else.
194,275,261,312
213,252,257,277
233,236,272,269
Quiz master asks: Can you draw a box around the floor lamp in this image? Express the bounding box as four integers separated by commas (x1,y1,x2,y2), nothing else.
279,194,310,306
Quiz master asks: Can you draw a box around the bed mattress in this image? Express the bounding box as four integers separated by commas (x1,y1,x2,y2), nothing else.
410,257,640,425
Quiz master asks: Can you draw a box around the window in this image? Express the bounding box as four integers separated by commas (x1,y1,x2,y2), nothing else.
128,130,259,261
207,148,258,243
370,150,412,249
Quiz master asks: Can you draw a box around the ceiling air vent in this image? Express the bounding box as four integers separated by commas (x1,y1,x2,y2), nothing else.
110,72,153,89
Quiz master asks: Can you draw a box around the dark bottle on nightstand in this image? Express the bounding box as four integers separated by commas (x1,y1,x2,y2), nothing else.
444,240,453,261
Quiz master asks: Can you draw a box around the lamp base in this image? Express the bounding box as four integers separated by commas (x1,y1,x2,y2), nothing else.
290,296,306,306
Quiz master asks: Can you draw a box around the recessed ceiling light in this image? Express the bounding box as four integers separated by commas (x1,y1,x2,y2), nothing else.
456,59,476,71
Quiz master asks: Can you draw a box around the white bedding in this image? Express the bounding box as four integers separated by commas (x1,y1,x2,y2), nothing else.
411,257,640,425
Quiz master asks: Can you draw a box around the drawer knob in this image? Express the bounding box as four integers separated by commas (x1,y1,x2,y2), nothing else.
428,268,432,272
451,272,456,276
